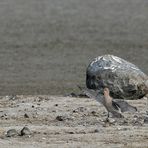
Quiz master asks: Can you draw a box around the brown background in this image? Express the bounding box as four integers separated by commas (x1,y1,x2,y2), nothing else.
0,0,148,95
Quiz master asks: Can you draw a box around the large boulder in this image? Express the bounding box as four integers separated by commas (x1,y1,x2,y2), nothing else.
86,55,148,100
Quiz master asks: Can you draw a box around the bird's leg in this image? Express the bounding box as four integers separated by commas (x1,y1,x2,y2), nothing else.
107,112,110,118
106,112,110,122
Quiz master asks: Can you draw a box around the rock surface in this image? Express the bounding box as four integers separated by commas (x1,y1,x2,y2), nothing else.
6,129,18,137
20,127,31,136
144,116,148,124
86,55,148,99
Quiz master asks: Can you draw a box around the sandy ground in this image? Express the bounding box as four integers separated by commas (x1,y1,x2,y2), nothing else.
0,1,147,147
0,95,148,148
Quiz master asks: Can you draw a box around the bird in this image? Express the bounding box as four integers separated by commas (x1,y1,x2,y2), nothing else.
79,86,137,118
103,88,137,113
103,88,123,118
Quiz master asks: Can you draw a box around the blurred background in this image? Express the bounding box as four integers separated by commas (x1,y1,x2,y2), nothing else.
0,0,147,95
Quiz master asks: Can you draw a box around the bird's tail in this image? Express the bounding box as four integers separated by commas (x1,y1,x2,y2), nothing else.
77,85,98,98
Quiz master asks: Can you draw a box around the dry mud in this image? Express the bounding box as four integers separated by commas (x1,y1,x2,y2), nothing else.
0,95,148,148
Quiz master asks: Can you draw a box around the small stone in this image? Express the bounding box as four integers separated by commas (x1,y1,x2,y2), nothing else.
132,118,143,126
56,115,66,121
6,129,18,137
6,95,16,100
91,111,98,116
38,97,43,102
69,93,77,97
43,132,48,135
94,129,99,133
79,131,86,134
78,93,88,98
144,116,148,124
20,127,31,136
67,131,75,134
108,118,116,124
91,111,96,115
55,132,60,135
56,114,72,121
122,128,129,131
73,107,87,113
1,114,7,118
44,117,48,121
24,113,29,118
122,119,128,125
54,104,58,106
133,115,138,118
103,122,110,127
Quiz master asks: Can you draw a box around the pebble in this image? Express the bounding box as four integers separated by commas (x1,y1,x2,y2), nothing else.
56,115,66,121
43,132,48,135
73,107,87,113
91,110,99,116
67,93,78,97
56,114,73,121
108,118,116,124
94,129,99,133
6,129,18,137
20,127,31,136
24,113,29,118
66,131,75,134
6,95,16,100
144,116,148,124
132,118,143,126
1,114,7,118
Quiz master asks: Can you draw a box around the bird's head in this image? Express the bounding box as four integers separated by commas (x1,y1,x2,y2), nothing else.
103,87,110,96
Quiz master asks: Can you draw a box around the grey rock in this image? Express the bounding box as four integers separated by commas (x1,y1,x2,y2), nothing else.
107,118,116,124
6,129,18,137
94,129,100,133
24,113,29,118
56,114,72,121
144,116,148,124
73,107,87,113
5,95,16,100
66,131,75,134
86,55,148,99
20,127,31,136
56,115,66,121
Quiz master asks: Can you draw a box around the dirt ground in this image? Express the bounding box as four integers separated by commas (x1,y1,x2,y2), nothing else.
0,95,147,148
0,1,148,147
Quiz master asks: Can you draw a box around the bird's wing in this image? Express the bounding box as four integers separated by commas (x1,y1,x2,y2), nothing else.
112,101,121,112
78,86,104,104
114,100,137,112
112,101,122,113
